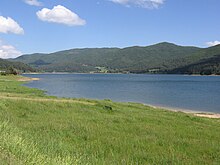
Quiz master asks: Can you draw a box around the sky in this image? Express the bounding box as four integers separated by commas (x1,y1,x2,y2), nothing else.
0,0,220,58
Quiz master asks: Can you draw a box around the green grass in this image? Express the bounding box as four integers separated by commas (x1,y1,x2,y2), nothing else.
0,75,220,164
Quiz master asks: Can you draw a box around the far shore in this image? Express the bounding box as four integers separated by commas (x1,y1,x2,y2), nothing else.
22,72,220,76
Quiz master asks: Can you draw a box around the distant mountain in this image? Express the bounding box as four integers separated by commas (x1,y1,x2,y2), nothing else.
13,42,220,75
0,58,35,73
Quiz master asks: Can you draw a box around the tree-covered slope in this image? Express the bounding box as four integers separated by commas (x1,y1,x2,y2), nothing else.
169,55,220,75
168,44,220,75
0,58,35,73
13,42,220,74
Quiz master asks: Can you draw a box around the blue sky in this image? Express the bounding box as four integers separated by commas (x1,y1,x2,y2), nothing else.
0,0,220,58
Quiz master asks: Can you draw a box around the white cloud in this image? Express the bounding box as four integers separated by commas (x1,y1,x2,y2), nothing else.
0,41,22,59
206,41,220,47
110,0,165,9
24,0,42,6
0,16,24,34
36,5,86,26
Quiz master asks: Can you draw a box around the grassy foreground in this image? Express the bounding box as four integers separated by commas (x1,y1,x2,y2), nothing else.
0,75,220,164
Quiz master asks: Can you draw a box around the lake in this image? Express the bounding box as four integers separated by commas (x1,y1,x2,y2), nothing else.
23,74,220,113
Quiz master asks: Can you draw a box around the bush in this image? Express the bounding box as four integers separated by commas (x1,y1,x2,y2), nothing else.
0,72,7,76
4,67,19,75
0,67,20,76
104,105,113,111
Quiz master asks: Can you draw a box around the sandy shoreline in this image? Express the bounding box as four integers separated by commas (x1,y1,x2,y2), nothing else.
194,113,220,118
17,77,40,82
145,104,220,119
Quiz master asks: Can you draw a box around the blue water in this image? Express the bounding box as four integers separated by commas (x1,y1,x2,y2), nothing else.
24,74,220,113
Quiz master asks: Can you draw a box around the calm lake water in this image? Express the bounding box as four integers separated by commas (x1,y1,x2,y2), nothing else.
24,74,220,113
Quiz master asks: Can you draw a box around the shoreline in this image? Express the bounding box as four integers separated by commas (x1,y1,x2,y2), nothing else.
21,75,220,119
17,77,40,82
145,103,220,119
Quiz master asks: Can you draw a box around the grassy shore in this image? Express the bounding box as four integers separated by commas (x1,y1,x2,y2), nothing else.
0,75,220,164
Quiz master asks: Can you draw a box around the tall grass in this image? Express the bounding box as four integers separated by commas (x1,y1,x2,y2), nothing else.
0,121,83,164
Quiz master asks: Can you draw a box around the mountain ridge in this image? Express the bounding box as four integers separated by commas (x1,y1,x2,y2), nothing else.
12,42,220,75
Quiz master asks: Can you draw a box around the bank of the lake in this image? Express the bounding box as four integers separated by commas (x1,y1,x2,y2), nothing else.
24,73,220,113
0,75,220,164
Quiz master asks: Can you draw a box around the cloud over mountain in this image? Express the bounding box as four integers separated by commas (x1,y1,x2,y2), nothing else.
0,40,22,59
206,41,220,47
36,5,86,26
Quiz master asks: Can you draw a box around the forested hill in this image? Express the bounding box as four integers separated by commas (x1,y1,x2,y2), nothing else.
0,58,35,73
13,42,220,75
